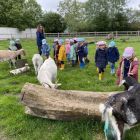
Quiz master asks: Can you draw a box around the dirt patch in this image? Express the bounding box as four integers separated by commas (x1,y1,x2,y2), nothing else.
0,131,7,140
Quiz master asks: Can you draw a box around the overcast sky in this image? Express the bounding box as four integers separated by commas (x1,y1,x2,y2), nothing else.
36,0,140,12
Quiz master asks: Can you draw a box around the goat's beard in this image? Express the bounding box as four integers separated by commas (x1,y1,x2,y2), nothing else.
104,118,118,140
100,104,121,140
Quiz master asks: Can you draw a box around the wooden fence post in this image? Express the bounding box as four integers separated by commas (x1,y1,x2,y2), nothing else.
138,31,140,36
115,31,118,38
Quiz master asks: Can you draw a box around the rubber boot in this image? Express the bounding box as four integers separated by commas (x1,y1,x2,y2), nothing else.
99,72,104,80
102,72,104,79
80,62,85,69
96,67,99,73
60,64,64,70
99,73,102,80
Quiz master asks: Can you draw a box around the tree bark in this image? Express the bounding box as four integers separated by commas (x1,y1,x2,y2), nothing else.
21,83,118,121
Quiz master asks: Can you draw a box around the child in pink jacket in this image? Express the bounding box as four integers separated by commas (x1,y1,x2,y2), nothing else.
65,39,71,64
116,47,139,86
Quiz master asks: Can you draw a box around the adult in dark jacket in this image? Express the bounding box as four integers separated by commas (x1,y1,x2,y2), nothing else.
107,41,120,75
36,24,45,55
95,41,108,80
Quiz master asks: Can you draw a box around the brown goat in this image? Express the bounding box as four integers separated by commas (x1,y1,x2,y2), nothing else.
0,49,26,68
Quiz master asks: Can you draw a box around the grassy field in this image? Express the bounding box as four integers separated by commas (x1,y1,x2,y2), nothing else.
0,37,140,140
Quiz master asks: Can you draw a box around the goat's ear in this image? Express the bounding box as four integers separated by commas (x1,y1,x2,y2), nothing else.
119,80,126,87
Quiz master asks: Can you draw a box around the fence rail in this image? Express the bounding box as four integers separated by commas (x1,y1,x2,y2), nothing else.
0,31,140,40
45,31,140,38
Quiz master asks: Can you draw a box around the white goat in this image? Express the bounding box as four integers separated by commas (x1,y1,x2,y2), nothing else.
0,49,26,68
37,57,61,89
32,54,43,75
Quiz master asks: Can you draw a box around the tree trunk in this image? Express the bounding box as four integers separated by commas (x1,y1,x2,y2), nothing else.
21,83,118,121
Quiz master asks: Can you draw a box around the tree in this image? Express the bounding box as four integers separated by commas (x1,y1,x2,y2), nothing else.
0,0,24,27
85,0,129,31
22,0,42,29
93,12,110,31
111,12,129,31
126,8,140,30
0,0,42,30
41,12,66,33
58,0,85,32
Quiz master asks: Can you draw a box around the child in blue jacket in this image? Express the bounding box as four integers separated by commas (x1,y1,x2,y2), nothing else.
107,41,120,75
41,39,50,58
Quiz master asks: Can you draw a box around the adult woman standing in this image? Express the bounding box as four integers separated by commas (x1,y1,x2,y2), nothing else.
36,24,45,55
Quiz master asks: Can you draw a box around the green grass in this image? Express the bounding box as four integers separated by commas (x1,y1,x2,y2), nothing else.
0,37,140,140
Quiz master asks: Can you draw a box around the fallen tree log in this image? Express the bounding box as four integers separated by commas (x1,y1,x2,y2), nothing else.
21,83,119,121
10,64,30,75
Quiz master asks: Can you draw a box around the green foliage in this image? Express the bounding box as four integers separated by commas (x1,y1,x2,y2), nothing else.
58,0,85,32
111,12,129,31
0,0,42,30
84,0,129,31
0,0,24,28
58,0,140,32
41,12,66,33
22,0,43,29
126,8,140,30
92,12,110,31
0,0,140,32
57,0,140,32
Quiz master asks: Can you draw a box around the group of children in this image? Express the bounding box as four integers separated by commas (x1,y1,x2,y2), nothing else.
95,41,119,80
41,37,138,86
95,40,139,85
52,38,89,70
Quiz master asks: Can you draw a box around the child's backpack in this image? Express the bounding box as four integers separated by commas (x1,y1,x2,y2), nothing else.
84,45,88,55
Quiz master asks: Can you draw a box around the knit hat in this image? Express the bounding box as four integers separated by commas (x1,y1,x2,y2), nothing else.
96,41,106,46
58,39,64,45
123,47,134,58
65,39,70,43
77,38,85,42
70,39,74,43
10,40,15,46
42,39,47,45
108,41,116,47
15,39,20,43
73,38,78,41
54,38,58,42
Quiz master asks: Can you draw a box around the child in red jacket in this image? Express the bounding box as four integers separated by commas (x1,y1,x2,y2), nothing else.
116,47,139,86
